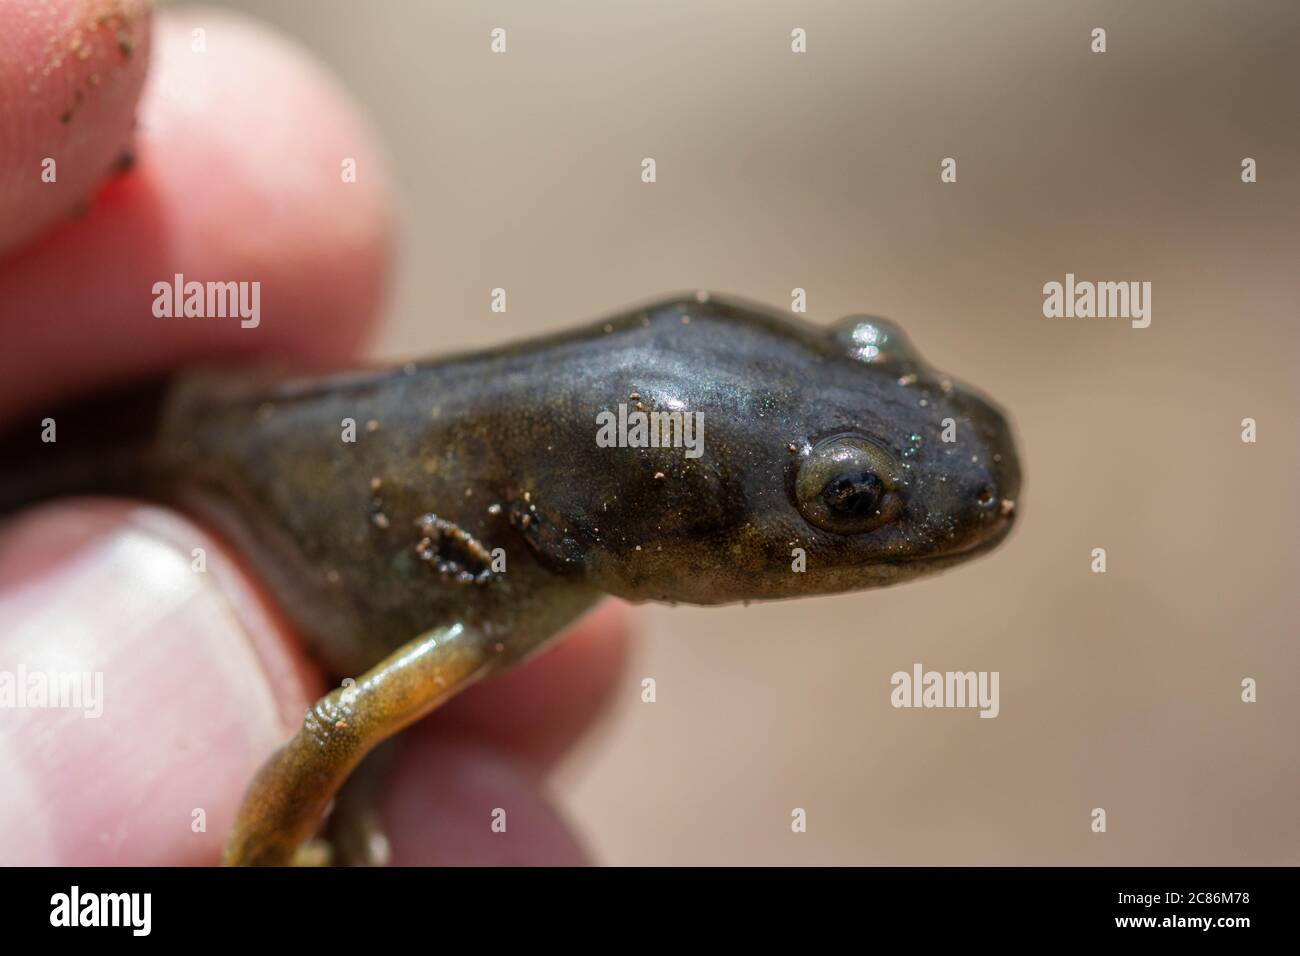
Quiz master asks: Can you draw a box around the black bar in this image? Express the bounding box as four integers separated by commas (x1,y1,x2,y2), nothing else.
0,866,1281,940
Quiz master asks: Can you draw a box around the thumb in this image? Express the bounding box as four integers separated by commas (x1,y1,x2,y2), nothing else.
0,499,320,864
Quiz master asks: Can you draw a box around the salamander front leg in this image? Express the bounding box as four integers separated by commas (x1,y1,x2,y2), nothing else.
222,623,494,866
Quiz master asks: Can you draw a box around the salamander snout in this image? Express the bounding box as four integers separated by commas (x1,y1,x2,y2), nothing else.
941,387,1022,551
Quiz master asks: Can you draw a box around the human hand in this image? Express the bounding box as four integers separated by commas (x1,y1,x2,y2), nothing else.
0,1,629,865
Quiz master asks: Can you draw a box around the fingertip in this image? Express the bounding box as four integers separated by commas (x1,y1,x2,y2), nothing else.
137,5,395,338
385,737,590,866
0,5,394,415
0,0,152,253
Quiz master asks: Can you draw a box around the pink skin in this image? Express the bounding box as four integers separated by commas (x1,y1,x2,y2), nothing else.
0,4,629,865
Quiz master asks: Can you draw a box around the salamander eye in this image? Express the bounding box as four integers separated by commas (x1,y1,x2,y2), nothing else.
794,435,903,534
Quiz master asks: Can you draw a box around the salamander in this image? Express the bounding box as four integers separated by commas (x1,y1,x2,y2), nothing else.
0,293,1021,864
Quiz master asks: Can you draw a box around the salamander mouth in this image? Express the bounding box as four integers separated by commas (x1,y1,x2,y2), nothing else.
890,503,1017,566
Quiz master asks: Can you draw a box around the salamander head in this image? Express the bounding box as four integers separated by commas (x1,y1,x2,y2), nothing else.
519,296,1021,605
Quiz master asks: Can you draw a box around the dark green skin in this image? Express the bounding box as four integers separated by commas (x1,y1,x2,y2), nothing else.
4,294,1020,680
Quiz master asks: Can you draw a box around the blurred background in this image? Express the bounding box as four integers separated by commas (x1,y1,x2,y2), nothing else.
180,0,1299,864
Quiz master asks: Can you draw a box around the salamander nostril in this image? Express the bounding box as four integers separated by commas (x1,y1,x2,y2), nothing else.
976,487,995,507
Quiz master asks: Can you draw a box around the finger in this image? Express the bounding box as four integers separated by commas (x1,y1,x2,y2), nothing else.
0,500,628,864
384,737,590,866
0,0,152,253
0,6,393,419
430,600,633,770
0,499,322,865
